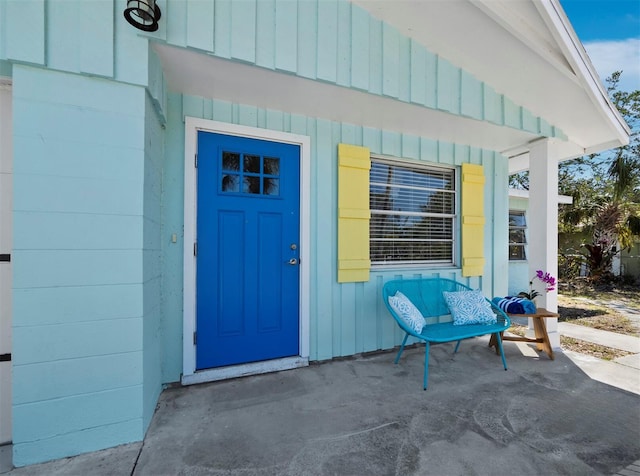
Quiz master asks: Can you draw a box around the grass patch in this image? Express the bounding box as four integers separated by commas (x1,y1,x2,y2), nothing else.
506,282,639,361
507,322,635,361
560,336,633,361
558,294,639,337
506,324,527,337
559,281,640,312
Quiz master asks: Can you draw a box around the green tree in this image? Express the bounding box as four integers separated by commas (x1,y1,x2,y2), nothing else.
558,71,640,281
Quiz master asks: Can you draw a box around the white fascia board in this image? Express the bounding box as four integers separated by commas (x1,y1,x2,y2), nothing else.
558,195,573,204
534,0,630,148
508,188,573,204
584,139,628,156
508,153,530,174
506,136,588,174
508,188,531,199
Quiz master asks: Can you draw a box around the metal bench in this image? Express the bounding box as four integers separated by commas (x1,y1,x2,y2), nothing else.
382,278,511,390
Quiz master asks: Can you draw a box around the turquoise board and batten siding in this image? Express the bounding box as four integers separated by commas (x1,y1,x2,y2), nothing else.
0,0,566,139
2,0,149,86
0,0,558,467
160,93,509,365
155,0,566,139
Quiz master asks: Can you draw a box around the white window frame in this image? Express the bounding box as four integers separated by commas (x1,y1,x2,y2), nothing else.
509,209,527,261
369,156,457,268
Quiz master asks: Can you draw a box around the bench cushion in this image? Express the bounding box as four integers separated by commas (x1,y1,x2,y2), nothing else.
388,291,426,333
442,290,497,326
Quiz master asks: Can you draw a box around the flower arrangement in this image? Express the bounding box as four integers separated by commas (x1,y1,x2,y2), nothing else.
517,270,556,301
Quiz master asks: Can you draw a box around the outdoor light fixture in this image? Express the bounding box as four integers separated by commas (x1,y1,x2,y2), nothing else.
124,0,162,32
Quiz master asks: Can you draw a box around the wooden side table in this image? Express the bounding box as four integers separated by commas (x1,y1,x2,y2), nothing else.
489,308,559,360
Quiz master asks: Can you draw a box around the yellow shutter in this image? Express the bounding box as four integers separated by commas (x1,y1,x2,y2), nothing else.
461,163,485,277
338,143,371,283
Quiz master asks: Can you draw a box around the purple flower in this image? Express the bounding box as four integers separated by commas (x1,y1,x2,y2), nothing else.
527,270,557,297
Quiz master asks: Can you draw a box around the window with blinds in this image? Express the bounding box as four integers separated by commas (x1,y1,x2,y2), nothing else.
370,158,456,265
509,210,527,260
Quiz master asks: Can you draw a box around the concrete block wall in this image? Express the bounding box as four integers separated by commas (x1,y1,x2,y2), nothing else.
10,65,150,466
0,0,169,465
0,74,13,447
142,93,164,430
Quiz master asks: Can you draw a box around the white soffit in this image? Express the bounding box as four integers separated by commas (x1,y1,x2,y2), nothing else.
154,43,539,154
509,188,573,204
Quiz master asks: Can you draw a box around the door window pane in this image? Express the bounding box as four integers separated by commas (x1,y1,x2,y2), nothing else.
243,154,260,173
222,152,240,171
264,157,280,175
243,176,261,194
264,178,280,196
220,152,281,197
222,174,240,192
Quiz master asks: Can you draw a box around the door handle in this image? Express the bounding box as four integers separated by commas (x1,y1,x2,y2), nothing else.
288,258,298,265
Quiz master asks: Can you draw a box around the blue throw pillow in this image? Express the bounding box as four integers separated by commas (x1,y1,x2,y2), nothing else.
442,290,497,326
388,291,426,333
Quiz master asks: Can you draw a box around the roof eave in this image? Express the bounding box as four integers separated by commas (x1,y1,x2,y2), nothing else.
534,0,631,150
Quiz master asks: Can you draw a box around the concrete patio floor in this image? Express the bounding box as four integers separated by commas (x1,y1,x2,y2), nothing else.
4,334,640,476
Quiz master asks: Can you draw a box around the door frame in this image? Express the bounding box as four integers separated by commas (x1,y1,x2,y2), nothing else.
182,117,310,385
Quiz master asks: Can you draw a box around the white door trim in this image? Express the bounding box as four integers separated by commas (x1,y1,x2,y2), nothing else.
182,118,311,384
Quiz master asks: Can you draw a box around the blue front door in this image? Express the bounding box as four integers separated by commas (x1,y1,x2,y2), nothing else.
196,132,300,370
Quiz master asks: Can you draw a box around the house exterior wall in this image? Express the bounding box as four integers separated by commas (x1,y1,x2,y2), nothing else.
143,94,164,430
0,1,168,465
0,0,564,467
10,65,153,466
559,231,640,280
621,243,640,279
159,93,510,376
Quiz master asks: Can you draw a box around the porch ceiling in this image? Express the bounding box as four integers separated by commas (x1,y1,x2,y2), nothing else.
154,43,538,154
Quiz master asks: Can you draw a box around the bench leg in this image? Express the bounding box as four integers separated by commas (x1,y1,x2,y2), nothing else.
395,334,410,364
423,341,430,391
494,332,508,371
532,317,555,360
454,340,462,353
488,333,502,355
